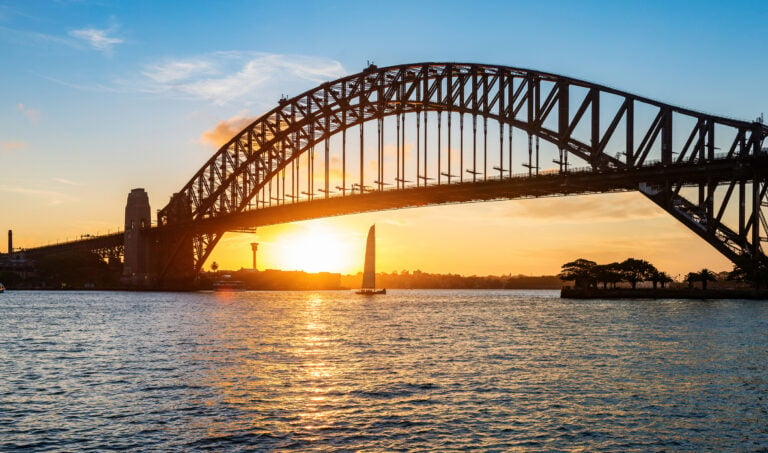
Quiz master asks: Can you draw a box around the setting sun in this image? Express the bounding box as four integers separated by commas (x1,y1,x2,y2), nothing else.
269,222,358,273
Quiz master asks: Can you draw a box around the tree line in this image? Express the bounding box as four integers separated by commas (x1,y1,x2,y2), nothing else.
558,257,768,290
342,270,563,289
558,258,674,289
560,257,732,289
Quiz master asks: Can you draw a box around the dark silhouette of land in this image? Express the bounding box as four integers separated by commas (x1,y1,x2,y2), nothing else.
341,271,561,290
6,249,763,295
557,256,766,299
200,269,562,291
561,287,768,300
1,250,563,291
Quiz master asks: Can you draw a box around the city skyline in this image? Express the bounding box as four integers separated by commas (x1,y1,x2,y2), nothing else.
2,0,767,276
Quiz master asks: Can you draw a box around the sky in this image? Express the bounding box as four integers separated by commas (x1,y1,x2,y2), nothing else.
1,0,767,278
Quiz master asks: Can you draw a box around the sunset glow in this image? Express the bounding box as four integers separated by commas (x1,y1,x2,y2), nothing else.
264,222,358,274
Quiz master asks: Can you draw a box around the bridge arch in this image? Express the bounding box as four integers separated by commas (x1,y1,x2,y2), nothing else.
155,62,768,281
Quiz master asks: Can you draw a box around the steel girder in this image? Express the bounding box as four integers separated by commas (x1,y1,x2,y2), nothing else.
23,233,124,260
155,62,768,277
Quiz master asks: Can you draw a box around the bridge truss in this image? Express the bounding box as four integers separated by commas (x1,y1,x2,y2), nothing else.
155,62,768,280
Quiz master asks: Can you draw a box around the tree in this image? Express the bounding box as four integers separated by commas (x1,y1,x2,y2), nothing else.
652,271,674,289
685,272,698,289
211,261,219,273
618,258,657,289
594,263,623,288
558,258,597,288
697,268,717,290
649,270,673,289
728,261,768,289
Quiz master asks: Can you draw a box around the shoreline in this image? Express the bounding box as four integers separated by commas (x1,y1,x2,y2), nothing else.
561,287,768,300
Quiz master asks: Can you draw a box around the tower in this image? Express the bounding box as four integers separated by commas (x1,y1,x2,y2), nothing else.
7,230,12,256
251,243,259,270
123,188,151,284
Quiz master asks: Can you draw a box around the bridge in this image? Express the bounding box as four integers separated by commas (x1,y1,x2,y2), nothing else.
9,62,768,288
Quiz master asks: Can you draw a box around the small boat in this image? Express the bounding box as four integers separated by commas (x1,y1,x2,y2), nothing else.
0,282,4,293
355,225,386,295
212,275,245,291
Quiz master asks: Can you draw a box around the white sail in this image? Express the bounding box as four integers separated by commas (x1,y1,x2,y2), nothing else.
361,225,376,289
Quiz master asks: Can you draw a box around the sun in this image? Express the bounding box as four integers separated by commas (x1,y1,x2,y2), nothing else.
271,222,357,273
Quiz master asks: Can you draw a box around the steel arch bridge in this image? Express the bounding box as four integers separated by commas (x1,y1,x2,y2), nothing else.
150,62,768,283
22,62,767,287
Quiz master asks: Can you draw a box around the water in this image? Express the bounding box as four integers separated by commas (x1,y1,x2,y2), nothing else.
1,290,767,451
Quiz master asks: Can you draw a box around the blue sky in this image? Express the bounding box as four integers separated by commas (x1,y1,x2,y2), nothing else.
1,0,767,275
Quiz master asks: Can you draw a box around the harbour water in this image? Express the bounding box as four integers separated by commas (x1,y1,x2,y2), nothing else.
2,290,767,451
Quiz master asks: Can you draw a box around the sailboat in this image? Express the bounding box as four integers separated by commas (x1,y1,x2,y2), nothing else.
355,225,386,295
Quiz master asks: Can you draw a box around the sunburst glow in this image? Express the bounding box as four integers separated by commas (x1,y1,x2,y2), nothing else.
270,222,357,273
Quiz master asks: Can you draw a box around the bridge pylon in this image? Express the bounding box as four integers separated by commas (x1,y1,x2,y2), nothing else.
151,192,197,289
122,188,152,287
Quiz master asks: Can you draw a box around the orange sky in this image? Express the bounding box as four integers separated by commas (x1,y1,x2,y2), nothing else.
2,112,737,280
206,192,732,279
192,111,735,279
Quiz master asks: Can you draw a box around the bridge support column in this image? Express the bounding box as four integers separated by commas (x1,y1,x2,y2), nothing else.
153,192,195,290
123,188,152,287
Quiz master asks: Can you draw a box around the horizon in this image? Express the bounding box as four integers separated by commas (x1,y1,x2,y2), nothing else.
203,263,733,282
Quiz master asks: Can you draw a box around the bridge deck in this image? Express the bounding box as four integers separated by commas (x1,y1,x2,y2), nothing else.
162,155,768,234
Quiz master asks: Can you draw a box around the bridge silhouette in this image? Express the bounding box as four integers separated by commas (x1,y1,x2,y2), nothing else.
17,62,768,288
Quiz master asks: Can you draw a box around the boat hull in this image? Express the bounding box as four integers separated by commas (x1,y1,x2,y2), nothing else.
355,288,386,295
212,281,245,291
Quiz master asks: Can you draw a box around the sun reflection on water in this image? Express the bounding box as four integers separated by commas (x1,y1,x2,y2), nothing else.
192,292,354,439
294,294,342,431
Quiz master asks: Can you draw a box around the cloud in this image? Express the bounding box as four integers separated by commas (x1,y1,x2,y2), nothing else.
135,52,347,105
33,51,345,104
144,60,217,84
0,184,75,205
199,112,258,148
16,103,40,123
53,177,84,186
1,18,123,54
505,193,666,223
68,25,123,53
32,71,118,93
0,24,76,48
1,140,26,153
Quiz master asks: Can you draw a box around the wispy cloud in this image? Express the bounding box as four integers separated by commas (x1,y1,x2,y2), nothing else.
0,24,76,48
68,25,123,53
1,140,27,153
16,103,40,124
0,185,76,205
32,71,118,93
134,52,347,105
1,20,123,54
144,60,217,84
199,111,258,147
504,193,666,224
32,51,345,104
52,177,84,186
